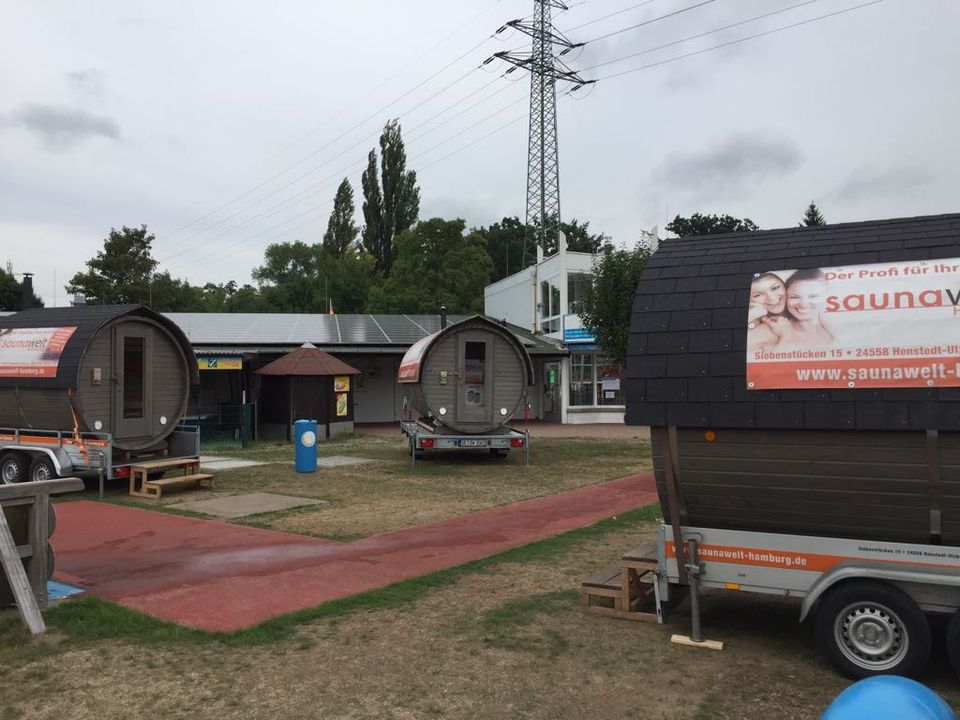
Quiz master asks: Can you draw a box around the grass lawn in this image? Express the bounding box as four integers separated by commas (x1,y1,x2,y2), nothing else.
64,433,653,539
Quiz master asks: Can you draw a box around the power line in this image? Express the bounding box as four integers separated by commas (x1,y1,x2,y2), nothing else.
580,0,885,84
562,0,662,31
164,95,531,274
582,0,716,43
581,0,825,72
156,33,496,253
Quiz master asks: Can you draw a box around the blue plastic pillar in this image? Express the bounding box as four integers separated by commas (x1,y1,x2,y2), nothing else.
294,419,318,473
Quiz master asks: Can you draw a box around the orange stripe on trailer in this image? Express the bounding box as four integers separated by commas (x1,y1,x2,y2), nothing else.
5,435,109,449
666,542,960,573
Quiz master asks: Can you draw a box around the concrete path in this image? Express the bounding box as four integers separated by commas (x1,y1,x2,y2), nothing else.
53,473,657,632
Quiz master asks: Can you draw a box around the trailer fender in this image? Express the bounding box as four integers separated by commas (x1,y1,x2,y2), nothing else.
799,561,960,622
0,446,69,477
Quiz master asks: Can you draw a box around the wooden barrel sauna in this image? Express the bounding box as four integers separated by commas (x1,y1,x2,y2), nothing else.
0,305,198,452
398,315,534,434
626,212,960,545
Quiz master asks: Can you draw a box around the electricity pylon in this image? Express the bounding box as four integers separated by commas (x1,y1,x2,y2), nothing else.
488,1,593,266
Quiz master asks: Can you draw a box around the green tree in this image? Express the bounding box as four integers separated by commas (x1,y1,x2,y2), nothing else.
579,242,652,365
0,269,43,310
253,241,375,314
365,218,492,314
666,213,759,237
361,120,420,273
149,271,205,311
560,219,608,254
322,178,359,258
800,201,826,227
67,225,159,304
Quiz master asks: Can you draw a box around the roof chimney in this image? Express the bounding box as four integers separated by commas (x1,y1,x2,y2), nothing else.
440,305,448,329
21,273,34,310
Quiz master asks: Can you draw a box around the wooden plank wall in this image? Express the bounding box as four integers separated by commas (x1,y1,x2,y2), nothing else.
652,428,952,545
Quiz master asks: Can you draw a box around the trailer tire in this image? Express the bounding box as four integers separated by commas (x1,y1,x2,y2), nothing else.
0,452,29,484
29,455,58,483
815,580,930,679
489,448,509,458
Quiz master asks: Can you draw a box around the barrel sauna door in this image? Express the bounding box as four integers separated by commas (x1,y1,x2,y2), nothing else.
456,332,493,424
113,325,154,439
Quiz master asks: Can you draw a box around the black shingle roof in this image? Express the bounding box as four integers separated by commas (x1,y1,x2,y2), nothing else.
625,212,960,431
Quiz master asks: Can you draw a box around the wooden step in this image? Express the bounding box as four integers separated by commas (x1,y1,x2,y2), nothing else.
130,458,200,471
580,550,659,623
132,473,214,500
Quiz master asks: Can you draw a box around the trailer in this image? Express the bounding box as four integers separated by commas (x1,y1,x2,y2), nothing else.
0,304,201,485
623,212,960,679
400,419,529,465
397,314,535,462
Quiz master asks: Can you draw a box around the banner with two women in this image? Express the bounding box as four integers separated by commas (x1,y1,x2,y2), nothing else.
746,257,960,389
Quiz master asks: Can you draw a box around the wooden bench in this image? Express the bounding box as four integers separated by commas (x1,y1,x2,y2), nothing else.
129,458,214,500
580,542,659,623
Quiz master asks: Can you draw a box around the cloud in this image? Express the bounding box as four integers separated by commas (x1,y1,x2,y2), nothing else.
653,134,802,199
5,103,120,149
66,69,106,101
831,165,934,203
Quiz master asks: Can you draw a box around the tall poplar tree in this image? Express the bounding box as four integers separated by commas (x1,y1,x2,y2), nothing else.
322,178,359,258
361,120,420,273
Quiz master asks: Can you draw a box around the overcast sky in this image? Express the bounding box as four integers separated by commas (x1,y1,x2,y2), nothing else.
2,0,957,304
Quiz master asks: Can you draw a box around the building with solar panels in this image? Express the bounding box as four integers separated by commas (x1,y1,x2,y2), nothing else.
162,311,564,440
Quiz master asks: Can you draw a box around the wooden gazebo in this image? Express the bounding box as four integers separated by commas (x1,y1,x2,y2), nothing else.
255,343,360,441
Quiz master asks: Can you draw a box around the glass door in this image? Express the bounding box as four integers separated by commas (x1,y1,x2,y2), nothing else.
457,332,492,424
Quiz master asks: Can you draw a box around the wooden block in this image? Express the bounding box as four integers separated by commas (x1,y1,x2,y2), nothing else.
670,634,724,651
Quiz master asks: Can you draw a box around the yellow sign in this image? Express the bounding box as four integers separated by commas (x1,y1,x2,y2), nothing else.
197,356,242,371
334,375,351,392
336,392,348,417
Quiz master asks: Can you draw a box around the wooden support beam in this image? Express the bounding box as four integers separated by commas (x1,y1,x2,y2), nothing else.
0,507,44,635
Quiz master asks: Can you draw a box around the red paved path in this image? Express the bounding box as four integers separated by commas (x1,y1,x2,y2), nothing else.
53,473,657,631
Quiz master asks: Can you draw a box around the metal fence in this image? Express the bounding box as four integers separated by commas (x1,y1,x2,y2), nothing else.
195,403,256,448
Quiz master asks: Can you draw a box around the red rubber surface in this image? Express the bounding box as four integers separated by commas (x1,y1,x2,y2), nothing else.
53,473,656,632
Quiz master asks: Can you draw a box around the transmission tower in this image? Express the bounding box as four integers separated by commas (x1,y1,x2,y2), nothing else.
488,1,593,267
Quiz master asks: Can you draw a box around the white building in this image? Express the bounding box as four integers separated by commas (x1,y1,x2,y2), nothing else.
484,237,625,424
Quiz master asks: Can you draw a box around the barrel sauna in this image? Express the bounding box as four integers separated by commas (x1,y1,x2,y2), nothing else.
625,212,960,546
398,315,534,434
0,305,198,452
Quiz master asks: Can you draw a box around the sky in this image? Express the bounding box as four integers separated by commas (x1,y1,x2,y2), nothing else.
2,0,958,305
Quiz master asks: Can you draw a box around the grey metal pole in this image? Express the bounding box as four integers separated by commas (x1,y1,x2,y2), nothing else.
686,538,703,643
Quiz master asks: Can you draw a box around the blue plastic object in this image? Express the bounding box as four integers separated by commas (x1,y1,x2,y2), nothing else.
294,419,318,473
821,676,956,720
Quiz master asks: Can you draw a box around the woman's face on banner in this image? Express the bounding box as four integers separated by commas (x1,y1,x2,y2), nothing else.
786,279,826,320
750,277,785,315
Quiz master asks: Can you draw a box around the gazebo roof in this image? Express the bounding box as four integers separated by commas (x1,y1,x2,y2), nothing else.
255,343,361,377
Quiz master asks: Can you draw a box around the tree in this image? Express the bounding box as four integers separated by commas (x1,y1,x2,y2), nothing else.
67,225,159,304
365,218,492,314
361,120,420,273
322,178,359,258
800,201,826,227
0,268,43,310
666,213,759,237
253,240,376,314
579,242,652,365
560,219,608,254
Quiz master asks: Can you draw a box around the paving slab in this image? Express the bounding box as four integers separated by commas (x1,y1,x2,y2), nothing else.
317,455,375,467
169,492,326,519
53,472,657,632
199,456,267,470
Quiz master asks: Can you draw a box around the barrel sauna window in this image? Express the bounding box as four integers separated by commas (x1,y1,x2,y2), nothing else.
123,336,145,419
458,333,492,423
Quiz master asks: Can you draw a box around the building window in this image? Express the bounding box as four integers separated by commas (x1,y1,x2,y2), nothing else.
567,272,591,315
568,353,623,407
540,276,562,333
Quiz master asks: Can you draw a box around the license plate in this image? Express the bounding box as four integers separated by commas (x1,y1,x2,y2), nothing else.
458,439,488,448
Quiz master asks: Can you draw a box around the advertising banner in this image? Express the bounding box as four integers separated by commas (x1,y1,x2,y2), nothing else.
335,392,348,417
746,258,960,389
0,326,77,378
334,375,350,392
197,356,242,371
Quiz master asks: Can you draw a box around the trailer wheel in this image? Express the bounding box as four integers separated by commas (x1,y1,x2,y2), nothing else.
815,580,931,679
29,456,58,483
945,610,960,679
0,452,29,484
489,448,509,458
